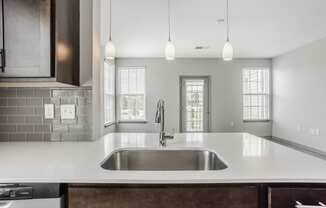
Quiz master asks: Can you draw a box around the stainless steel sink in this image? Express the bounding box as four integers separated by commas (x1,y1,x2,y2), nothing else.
101,149,228,171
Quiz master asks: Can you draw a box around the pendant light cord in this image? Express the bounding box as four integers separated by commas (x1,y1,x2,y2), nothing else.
226,0,230,41
168,0,171,41
109,0,112,41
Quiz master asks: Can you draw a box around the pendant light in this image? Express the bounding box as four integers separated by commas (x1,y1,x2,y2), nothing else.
165,0,175,61
104,0,116,61
222,0,233,61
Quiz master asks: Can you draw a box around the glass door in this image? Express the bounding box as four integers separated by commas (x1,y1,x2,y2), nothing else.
180,76,210,132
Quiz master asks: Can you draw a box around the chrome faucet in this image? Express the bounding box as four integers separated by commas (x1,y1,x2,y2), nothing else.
155,99,174,146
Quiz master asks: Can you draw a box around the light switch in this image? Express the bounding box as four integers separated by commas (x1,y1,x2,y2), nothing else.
60,104,76,120
44,104,54,119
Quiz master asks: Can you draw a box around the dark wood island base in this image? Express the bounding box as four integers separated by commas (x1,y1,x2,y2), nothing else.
67,183,326,208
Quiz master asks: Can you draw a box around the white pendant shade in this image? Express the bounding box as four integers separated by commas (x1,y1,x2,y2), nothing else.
165,40,175,61
104,40,116,61
222,41,233,61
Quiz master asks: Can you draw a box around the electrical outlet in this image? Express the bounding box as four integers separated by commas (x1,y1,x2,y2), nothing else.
60,104,76,120
230,122,235,127
44,104,54,119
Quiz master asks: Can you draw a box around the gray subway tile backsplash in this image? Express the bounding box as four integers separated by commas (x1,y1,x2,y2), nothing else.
7,98,27,106
16,107,35,115
0,99,7,106
0,88,17,97
34,89,51,97
17,125,34,132
27,98,43,106
0,125,16,132
16,88,33,97
7,116,24,123
52,124,69,132
0,116,7,123
9,133,26,142
34,124,51,132
26,133,43,141
25,116,43,124
0,87,92,142
0,133,9,142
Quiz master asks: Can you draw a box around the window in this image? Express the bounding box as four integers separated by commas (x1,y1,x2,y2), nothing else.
118,67,146,121
243,68,270,121
104,61,116,125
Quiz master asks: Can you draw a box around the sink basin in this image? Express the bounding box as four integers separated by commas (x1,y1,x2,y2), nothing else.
101,149,228,171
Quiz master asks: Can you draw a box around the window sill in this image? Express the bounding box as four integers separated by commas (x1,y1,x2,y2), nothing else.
104,122,116,128
243,120,271,123
118,120,148,124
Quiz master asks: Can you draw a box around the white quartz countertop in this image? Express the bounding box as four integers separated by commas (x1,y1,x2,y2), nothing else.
1,133,326,184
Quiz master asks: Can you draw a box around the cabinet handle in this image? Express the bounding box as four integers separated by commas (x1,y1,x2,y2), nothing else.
296,201,326,208
0,49,5,72
1,0,4,72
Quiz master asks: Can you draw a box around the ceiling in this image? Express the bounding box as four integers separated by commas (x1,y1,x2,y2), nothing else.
104,0,326,58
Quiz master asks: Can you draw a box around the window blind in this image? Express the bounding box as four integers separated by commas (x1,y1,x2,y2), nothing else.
118,67,146,121
243,68,270,121
104,61,116,124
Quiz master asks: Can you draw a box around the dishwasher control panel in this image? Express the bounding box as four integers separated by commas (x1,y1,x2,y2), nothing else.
0,186,33,200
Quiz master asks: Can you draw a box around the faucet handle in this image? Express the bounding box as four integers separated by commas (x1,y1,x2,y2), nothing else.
159,132,174,147
164,134,174,140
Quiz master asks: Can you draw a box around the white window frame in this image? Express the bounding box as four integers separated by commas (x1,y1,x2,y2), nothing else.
103,60,116,126
117,66,146,123
242,67,271,122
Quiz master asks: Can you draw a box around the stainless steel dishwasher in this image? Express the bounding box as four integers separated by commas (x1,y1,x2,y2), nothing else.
0,184,63,208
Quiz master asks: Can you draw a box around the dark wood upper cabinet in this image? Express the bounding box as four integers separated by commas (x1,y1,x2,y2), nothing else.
0,0,51,78
54,0,80,85
0,0,91,86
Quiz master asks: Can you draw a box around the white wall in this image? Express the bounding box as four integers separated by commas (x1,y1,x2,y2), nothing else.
273,37,326,151
116,58,272,136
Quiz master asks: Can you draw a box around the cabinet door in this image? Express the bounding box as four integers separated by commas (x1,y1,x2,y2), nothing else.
0,0,51,78
268,187,326,208
55,0,80,86
69,185,259,208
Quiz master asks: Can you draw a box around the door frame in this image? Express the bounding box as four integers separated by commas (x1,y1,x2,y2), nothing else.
179,76,211,133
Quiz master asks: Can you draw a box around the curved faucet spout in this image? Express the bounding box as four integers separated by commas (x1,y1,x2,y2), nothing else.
155,99,173,146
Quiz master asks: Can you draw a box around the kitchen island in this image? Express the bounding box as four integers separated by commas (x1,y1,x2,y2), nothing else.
0,133,325,184
1,133,326,208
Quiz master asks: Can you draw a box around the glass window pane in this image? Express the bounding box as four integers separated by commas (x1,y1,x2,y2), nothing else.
118,67,146,121
242,68,270,121
185,79,204,132
120,70,129,94
120,95,145,120
104,62,116,124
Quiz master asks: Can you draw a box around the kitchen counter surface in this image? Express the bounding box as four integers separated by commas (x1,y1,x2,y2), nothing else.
0,133,326,184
